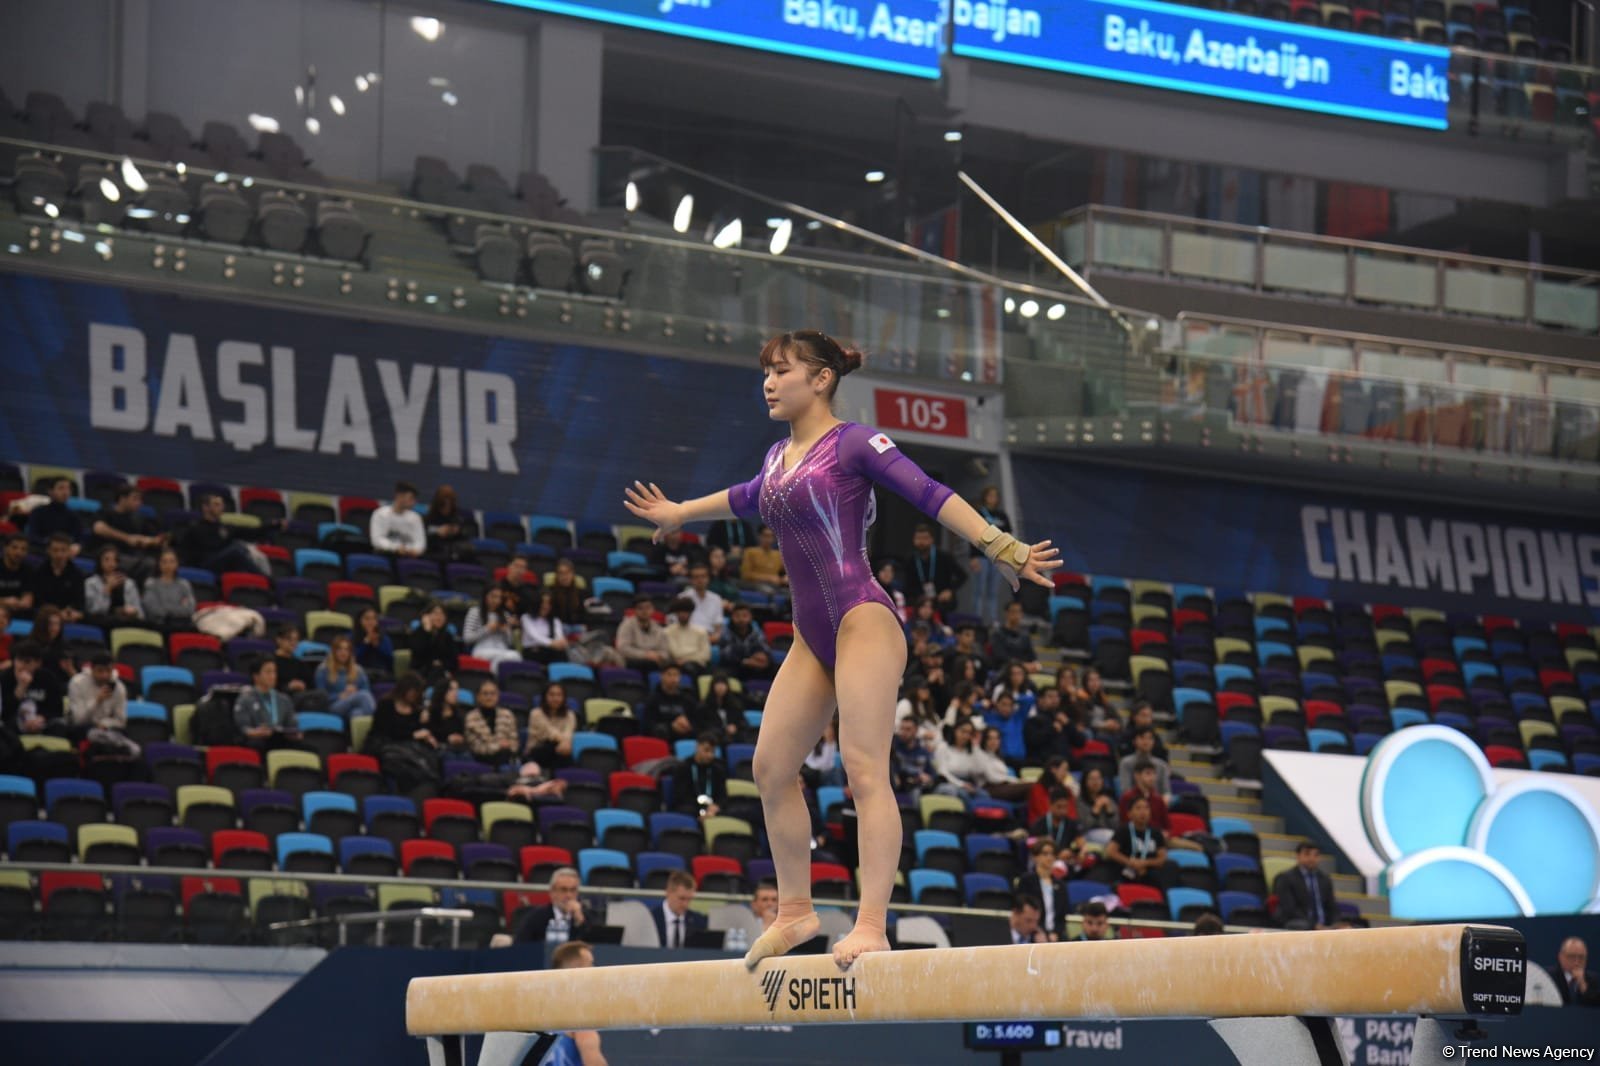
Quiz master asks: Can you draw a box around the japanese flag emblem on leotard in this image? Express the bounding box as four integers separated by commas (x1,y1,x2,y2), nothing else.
868,432,895,454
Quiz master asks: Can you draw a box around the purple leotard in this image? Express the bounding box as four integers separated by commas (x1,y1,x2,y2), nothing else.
726,422,955,669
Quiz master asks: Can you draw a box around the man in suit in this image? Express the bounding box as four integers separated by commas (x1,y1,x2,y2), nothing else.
653,870,707,949
512,866,603,944
1015,838,1071,941
1007,894,1048,946
1548,937,1600,1007
1273,841,1337,930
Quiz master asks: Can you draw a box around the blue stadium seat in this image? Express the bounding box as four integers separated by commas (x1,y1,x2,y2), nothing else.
1528,750,1567,772
1217,890,1266,923
907,868,958,902
1167,849,1211,870
1390,708,1429,730
549,663,595,684
339,835,395,872
277,832,333,868
294,548,342,578
913,829,962,863
962,872,1012,906
1166,886,1215,921
577,847,632,883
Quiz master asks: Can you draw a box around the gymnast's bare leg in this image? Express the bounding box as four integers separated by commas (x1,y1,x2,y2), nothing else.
742,628,835,969
828,601,907,969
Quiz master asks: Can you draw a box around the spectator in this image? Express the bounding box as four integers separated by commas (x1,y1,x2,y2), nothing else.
546,940,610,1066
654,869,707,949
683,563,725,639
1,641,65,735
26,477,80,548
422,677,469,754
738,525,786,589
424,485,470,562
650,529,704,582
989,603,1041,673
521,590,571,664
645,663,697,741
1078,767,1120,833
704,546,742,604
1104,794,1169,889
370,481,426,559
1016,839,1071,941
29,606,72,689
180,493,261,575
511,866,602,944
750,879,779,931
464,680,520,765
890,715,936,799
875,558,906,615
1028,788,1086,862
670,731,728,816
64,651,130,748
1118,702,1170,760
983,691,1028,764
1272,841,1337,931
1548,938,1600,1007
233,656,301,751
502,760,569,805
363,673,431,751
704,515,755,564
905,596,953,648
1007,894,1048,945
141,548,197,630
1074,900,1110,941
911,646,951,717
698,671,745,742
462,585,521,667
525,682,577,768
312,634,377,719
497,556,537,617
935,720,1031,802
353,607,394,674
1117,726,1173,798
1082,669,1118,734
894,674,941,729
1026,754,1079,824
30,533,85,620
271,624,312,699
802,717,843,789
1024,686,1084,766
406,602,460,683
85,545,143,625
990,661,1038,717
547,558,586,627
944,624,989,678
617,596,670,670
1055,665,1089,711
967,486,1012,624
903,523,963,610
664,598,711,672
718,603,772,680
0,534,35,616
91,484,166,579
1118,758,1172,832
942,681,983,735
1192,913,1225,936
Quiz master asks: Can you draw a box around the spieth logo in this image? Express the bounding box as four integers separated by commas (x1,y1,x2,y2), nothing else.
760,970,787,1013
1360,725,1600,919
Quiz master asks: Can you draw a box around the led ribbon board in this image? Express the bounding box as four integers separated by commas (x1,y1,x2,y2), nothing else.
484,0,946,78
952,0,1452,129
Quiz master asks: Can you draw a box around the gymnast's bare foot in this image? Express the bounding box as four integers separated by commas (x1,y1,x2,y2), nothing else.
742,911,821,970
832,926,890,970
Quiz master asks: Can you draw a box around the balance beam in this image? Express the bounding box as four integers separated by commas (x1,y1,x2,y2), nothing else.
408,924,1524,1046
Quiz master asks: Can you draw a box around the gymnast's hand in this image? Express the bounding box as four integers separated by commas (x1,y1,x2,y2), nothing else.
999,540,1064,593
622,480,685,543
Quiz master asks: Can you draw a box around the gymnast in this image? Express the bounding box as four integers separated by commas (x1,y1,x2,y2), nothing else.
624,329,1061,970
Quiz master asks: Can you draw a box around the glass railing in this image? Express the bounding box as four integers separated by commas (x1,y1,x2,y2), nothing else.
1,135,1151,387
1045,204,1600,334
1156,336,1600,466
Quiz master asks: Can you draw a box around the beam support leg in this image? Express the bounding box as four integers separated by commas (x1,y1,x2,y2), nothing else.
1208,1016,1350,1066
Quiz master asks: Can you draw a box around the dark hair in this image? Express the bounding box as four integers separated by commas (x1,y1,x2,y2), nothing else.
113,483,137,502
633,595,654,608
1012,893,1043,915
688,561,709,575
1192,913,1225,936
668,597,694,614
696,731,720,747
87,650,113,668
47,532,73,548
1048,787,1073,804
50,476,72,490
550,940,593,968
1079,900,1108,919
4,533,27,548
1029,838,1057,857
665,869,696,892
393,672,427,703
428,484,457,516
758,330,863,401
1296,840,1320,854
394,481,418,497
660,662,681,674
755,879,778,893
274,623,300,642
12,640,43,661
1131,724,1155,741
913,523,934,536
248,654,275,679
1132,755,1155,772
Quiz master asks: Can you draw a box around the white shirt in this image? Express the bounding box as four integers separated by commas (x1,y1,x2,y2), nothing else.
522,614,566,648
686,587,724,636
369,504,425,553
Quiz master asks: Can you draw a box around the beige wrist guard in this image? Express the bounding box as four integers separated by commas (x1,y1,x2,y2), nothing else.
979,524,1030,571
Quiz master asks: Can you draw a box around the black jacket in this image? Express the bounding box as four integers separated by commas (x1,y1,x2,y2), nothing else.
671,758,728,814
1547,966,1600,1007
511,901,604,944
1272,866,1337,927
653,903,708,948
1015,871,1071,940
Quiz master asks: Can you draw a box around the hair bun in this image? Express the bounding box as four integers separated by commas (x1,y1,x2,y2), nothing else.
840,348,865,375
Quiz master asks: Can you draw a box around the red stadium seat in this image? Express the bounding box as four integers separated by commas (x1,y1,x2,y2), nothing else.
1173,608,1210,631
400,838,456,876
1484,746,1528,769
691,855,741,887
327,753,380,784
520,845,574,881
1116,883,1164,907
1481,615,1518,636
608,771,658,804
41,871,105,906
181,875,242,908
1167,813,1207,837
206,746,261,777
422,798,476,834
211,829,271,868
222,572,271,603
622,736,669,769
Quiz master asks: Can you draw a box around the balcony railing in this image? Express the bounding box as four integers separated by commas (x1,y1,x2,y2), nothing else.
1046,204,1600,334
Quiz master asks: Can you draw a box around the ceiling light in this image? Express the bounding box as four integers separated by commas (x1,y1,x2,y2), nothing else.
99,177,121,202
944,130,963,142
247,113,280,133
864,170,886,183
769,218,792,256
43,202,59,219
1046,303,1066,320
120,158,147,193
330,94,346,116
62,229,86,243
624,181,639,211
673,194,694,233
411,16,442,41
294,85,305,107
806,220,822,231
305,116,321,135
428,77,451,88
1003,296,1016,313
441,91,458,106
712,218,743,249
175,161,186,176
1019,299,1040,317
355,75,370,92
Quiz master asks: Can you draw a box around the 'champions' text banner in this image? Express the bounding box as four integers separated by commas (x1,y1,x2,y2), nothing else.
953,0,1452,129
485,0,947,77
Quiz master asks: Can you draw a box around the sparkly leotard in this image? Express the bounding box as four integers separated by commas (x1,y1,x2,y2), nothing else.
727,422,955,669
